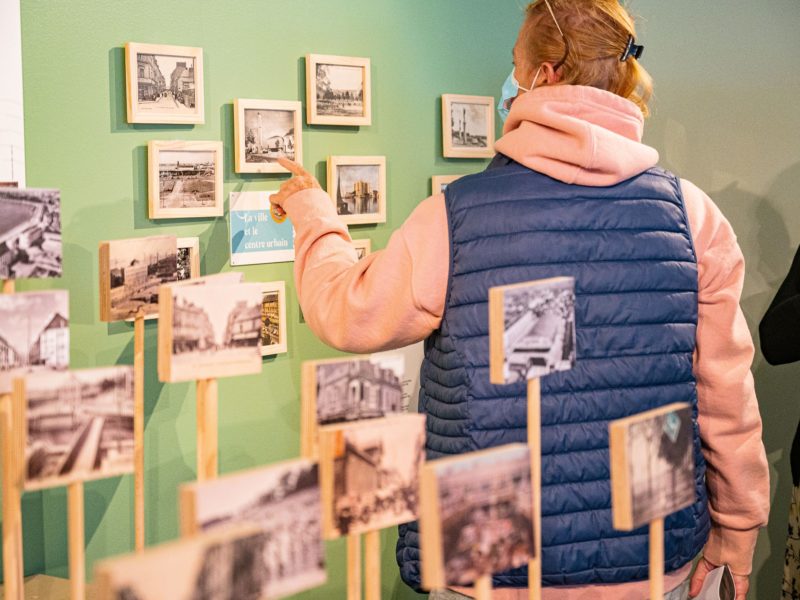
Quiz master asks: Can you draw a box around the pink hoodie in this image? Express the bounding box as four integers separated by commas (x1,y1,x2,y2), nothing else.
283,85,769,599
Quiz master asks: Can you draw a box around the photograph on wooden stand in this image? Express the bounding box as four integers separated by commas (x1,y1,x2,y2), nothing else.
180,458,325,598
0,187,62,279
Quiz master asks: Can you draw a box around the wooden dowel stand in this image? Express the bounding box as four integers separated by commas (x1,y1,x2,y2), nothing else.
133,313,145,551
2,376,23,600
67,482,85,600
196,378,218,482
364,530,380,600
474,574,493,600
527,378,542,600
1,281,14,294
347,533,362,600
649,518,664,600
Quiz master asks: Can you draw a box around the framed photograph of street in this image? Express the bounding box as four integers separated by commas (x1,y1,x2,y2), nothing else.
610,403,695,531
0,188,62,279
259,280,287,357
420,443,534,589
124,42,204,124
489,276,576,385
229,191,295,266
327,156,386,225
442,94,495,159
180,459,326,597
432,175,462,195
306,54,371,126
318,413,424,539
147,140,223,219
19,366,134,492
234,99,303,174
176,236,200,281
351,238,371,260
98,235,178,322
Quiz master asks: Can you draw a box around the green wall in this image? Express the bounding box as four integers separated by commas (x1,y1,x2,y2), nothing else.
6,1,799,599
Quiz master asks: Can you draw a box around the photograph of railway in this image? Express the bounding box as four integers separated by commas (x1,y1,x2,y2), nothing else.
0,188,61,279
0,290,68,394
24,366,134,491
183,459,325,598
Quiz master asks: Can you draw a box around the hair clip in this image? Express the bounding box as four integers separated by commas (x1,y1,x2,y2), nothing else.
621,35,644,62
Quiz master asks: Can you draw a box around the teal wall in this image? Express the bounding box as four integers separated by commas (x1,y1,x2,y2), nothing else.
5,1,799,598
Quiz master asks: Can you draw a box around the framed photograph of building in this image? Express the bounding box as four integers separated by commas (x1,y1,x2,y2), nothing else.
0,290,69,394
124,42,204,124
180,459,326,598
318,413,424,539
610,403,696,531
327,156,386,225
432,175,462,195
259,281,287,356
176,236,200,281
306,54,371,126
233,99,303,174
0,188,61,279
442,94,495,159
420,443,534,589
158,276,263,382
489,276,576,385
20,366,134,491
351,238,371,260
147,140,223,219
98,235,178,322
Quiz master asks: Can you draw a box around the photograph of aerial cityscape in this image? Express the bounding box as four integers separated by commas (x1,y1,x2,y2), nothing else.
0,290,69,394
0,188,62,279
234,99,303,174
148,141,223,219
24,366,134,491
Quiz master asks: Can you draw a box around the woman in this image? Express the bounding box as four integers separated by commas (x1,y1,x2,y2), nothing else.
272,1,769,598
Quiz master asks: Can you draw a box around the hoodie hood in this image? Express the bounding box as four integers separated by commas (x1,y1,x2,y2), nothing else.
495,85,659,187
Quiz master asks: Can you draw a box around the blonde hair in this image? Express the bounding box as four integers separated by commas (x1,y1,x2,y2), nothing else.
523,0,653,116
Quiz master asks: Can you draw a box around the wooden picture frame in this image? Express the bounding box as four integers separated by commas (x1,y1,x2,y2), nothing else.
125,42,204,124
442,94,495,159
432,175,463,195
327,155,386,225
306,54,371,126
351,238,371,260
176,236,201,281
259,280,287,357
147,140,223,220
233,99,303,174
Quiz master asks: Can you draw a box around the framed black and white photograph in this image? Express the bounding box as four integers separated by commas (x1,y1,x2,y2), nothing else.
0,290,69,394
610,403,696,530
148,140,223,219
327,156,386,225
0,188,61,279
23,366,134,491
180,459,326,598
442,94,495,159
234,99,303,174
176,236,200,281
489,276,576,385
351,238,371,260
432,175,462,195
259,280,287,356
125,42,204,124
306,54,371,126
420,443,534,588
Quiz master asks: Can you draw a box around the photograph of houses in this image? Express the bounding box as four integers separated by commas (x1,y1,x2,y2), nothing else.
136,53,196,113
0,188,61,279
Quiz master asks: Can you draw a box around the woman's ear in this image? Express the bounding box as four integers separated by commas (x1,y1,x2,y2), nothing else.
541,62,562,84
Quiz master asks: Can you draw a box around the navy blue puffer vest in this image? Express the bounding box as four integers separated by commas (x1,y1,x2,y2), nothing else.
397,156,710,590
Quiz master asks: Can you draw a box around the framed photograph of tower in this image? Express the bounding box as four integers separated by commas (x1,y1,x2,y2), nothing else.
125,42,204,124
233,99,303,174
442,94,495,159
306,54,371,126
327,156,386,225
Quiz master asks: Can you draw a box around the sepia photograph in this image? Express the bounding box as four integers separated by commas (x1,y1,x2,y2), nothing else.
489,276,576,385
320,413,425,538
259,280,287,356
99,235,177,322
23,366,134,491
148,141,223,219
0,188,62,279
442,94,495,159
610,403,696,530
234,99,302,174
351,238,371,260
176,237,200,281
0,290,69,394
327,156,386,225
421,444,534,588
306,54,371,126
125,42,204,124
181,459,325,598
432,175,463,195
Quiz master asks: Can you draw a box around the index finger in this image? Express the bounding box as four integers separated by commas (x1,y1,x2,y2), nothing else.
278,157,310,178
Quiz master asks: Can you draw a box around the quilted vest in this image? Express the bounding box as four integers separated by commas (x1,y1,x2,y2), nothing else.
396,157,710,590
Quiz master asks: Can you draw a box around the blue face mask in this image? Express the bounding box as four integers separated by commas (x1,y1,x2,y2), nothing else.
497,67,536,123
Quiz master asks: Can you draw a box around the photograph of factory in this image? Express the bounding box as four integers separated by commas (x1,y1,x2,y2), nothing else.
0,289,68,394
24,366,134,491
185,459,325,598
327,413,424,537
435,444,534,586
0,187,62,279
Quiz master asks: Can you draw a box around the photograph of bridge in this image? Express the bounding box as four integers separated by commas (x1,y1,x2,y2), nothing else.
24,365,134,491
0,188,61,279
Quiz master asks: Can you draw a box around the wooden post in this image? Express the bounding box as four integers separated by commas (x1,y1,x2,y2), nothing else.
649,518,664,600
347,533,361,600
133,312,145,551
474,574,493,600
196,378,218,481
364,530,380,600
527,378,542,600
1,377,23,600
67,482,85,600
1,281,14,294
